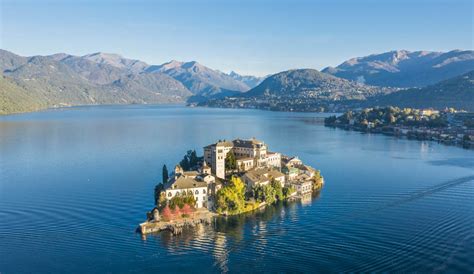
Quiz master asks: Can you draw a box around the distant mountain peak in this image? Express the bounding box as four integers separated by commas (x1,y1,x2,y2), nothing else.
81,52,148,73
159,60,184,71
323,49,474,87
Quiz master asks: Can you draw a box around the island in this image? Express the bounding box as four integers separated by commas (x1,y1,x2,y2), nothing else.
139,138,324,235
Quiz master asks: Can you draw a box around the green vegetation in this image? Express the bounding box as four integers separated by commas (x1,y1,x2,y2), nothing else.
225,150,237,171
216,176,246,215
179,150,199,171
154,183,165,206
162,165,169,184
0,76,48,115
169,194,196,210
216,177,298,215
312,171,324,191
252,180,295,204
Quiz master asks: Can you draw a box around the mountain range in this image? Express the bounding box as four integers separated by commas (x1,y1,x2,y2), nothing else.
0,49,262,114
323,50,474,87
1,49,473,114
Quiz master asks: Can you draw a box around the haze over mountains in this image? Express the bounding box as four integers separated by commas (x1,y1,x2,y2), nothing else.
0,49,473,114
367,70,474,111
0,49,262,114
243,69,394,101
323,50,474,87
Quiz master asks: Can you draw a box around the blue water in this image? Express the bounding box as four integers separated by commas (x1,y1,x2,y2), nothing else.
0,105,473,273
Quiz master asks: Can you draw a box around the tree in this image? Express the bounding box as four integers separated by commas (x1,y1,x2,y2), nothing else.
182,204,192,217
215,176,246,214
225,150,237,171
179,150,199,171
154,183,164,205
282,186,295,198
169,194,196,209
162,165,169,184
157,192,167,210
162,205,172,221
263,184,276,204
271,179,283,201
179,153,190,171
189,150,199,168
173,207,181,218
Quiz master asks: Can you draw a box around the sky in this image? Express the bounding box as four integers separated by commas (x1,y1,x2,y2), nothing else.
0,0,472,76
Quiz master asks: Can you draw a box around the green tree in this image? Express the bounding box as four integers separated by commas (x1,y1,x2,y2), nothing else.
282,186,295,199
216,176,246,214
189,150,199,168
154,183,164,205
225,150,237,171
270,179,283,201
162,164,169,184
179,155,190,171
263,184,276,204
179,150,199,170
169,194,196,209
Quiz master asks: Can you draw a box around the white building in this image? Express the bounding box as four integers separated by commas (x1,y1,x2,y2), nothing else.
164,176,208,208
204,138,281,179
291,179,312,195
204,140,233,179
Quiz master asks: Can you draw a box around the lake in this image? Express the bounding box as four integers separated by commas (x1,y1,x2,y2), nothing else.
0,105,473,273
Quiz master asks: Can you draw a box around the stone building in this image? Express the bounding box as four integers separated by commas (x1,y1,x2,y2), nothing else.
241,168,286,188
204,138,281,179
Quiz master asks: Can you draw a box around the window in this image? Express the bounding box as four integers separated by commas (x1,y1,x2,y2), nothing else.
168,192,172,197
195,190,199,194
196,196,198,201
203,189,206,194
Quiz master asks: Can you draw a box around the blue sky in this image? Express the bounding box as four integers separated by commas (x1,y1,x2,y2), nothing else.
1,0,472,76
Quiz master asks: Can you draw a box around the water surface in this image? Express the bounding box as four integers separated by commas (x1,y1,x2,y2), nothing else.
1,105,473,273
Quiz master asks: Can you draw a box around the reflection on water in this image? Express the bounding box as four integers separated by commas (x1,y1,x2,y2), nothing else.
1,105,473,273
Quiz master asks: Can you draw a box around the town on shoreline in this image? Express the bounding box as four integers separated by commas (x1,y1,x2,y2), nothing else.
324,107,474,149
139,138,324,235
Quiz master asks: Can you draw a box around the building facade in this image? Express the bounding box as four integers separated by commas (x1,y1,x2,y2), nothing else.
204,138,282,179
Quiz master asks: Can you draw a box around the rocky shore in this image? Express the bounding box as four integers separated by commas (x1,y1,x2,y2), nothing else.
139,211,215,235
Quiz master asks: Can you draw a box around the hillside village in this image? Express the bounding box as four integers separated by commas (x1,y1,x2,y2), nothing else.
140,138,324,234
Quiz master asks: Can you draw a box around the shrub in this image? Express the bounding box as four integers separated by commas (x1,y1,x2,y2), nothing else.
162,205,172,221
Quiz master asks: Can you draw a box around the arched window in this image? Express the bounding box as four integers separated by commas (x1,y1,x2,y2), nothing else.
203,189,206,194
168,192,172,197
188,190,193,195
195,190,199,194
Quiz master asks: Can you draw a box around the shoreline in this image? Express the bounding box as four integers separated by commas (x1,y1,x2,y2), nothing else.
139,180,324,236
325,124,474,150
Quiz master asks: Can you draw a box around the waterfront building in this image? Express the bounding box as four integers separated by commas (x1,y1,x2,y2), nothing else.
164,176,208,208
291,179,312,195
